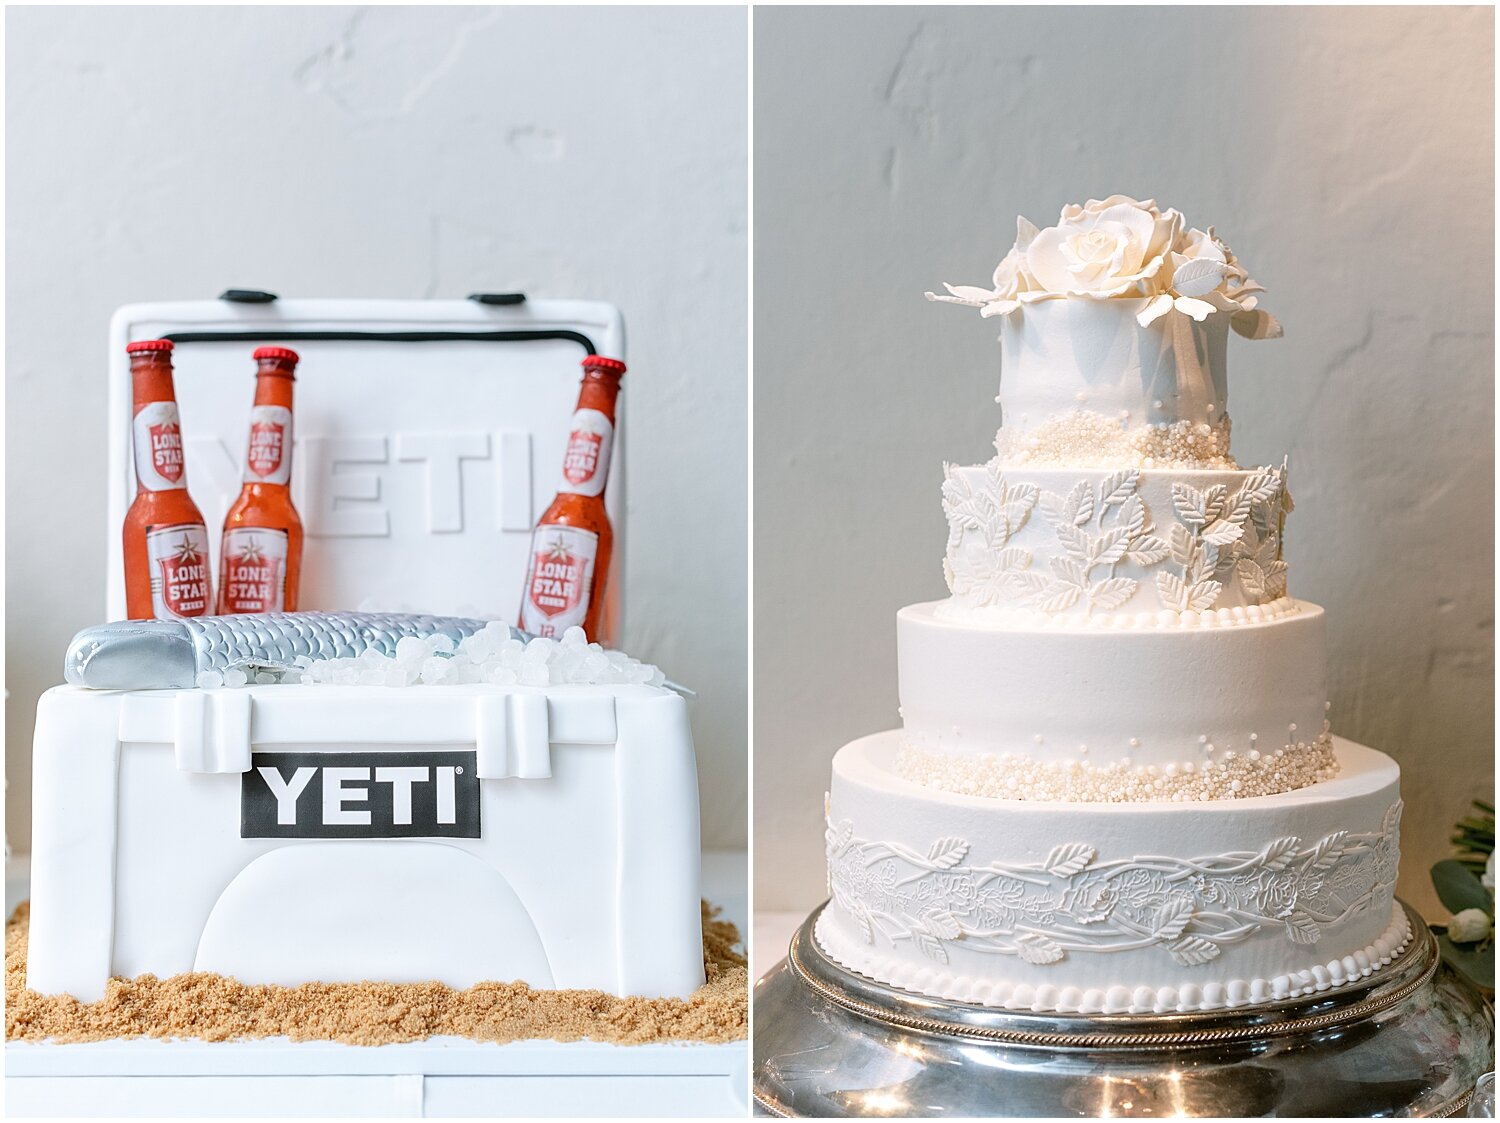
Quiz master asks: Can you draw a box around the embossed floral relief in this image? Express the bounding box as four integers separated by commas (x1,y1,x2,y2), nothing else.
943,464,1290,616
825,801,1400,968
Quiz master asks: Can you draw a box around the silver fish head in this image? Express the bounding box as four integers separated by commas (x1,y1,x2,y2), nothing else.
65,620,197,690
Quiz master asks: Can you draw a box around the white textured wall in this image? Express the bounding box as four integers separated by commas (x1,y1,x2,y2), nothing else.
754,5,1494,919
5,6,748,850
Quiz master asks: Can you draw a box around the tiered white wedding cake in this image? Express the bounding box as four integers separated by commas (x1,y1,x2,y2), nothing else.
817,197,1408,1014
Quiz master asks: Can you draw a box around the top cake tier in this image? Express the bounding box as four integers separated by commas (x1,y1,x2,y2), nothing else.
928,195,1280,470
994,299,1233,467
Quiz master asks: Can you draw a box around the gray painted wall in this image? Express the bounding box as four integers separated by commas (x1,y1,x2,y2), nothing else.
754,5,1494,919
6,5,748,850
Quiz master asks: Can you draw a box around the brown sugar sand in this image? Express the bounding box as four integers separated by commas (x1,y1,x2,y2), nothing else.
6,900,746,1047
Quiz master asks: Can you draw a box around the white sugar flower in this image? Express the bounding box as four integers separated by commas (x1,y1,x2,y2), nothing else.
1448,907,1493,944
927,196,1280,340
1024,197,1182,299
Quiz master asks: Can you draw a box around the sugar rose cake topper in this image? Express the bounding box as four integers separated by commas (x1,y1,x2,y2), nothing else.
926,194,1281,339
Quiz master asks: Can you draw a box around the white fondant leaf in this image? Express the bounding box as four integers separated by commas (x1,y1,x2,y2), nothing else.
1156,571,1189,611
1089,577,1137,611
830,820,854,855
1015,214,1040,252
1035,583,1083,614
916,933,950,963
1008,481,1040,508
1284,912,1322,945
1174,296,1216,321
1242,469,1284,505
1014,932,1065,965
1153,898,1195,941
1167,523,1196,566
1203,485,1229,523
927,837,970,869
1259,836,1302,873
1264,560,1288,599
1238,559,1267,600
1116,495,1147,538
1051,556,1087,587
1168,936,1222,966
1127,535,1171,566
1309,831,1350,870
1055,522,1090,560
1170,257,1228,298
1044,843,1096,877
923,908,963,940
1186,580,1222,612
1072,481,1095,527
1201,519,1245,547
1171,483,1208,530
995,547,1031,572
1098,469,1139,509
1037,490,1069,526
1137,293,1174,327
1007,571,1053,598
944,284,997,302
1092,527,1132,566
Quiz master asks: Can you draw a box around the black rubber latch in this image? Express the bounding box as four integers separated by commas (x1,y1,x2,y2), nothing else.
467,293,527,306
219,289,278,304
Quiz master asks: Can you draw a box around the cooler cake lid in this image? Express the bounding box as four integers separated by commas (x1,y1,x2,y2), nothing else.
105,296,625,629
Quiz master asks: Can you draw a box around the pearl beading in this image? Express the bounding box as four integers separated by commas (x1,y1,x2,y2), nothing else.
896,731,1340,802
994,410,1236,469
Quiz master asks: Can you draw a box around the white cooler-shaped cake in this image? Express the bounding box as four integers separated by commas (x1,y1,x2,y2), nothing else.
26,295,706,1004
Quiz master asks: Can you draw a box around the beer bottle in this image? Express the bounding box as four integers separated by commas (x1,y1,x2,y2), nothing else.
122,340,213,619
218,346,303,614
519,355,625,640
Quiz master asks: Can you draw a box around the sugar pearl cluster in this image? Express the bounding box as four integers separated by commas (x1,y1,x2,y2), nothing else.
994,410,1236,470
896,733,1340,803
194,624,666,689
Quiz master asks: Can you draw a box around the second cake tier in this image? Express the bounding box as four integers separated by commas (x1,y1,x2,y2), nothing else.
898,599,1335,800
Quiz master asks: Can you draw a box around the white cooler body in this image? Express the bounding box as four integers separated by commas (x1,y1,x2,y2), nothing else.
26,681,704,1001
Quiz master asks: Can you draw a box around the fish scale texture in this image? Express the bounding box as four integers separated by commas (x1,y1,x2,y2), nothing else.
179,612,494,672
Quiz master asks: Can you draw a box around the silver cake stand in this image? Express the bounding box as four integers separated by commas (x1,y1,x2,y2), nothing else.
753,901,1493,1118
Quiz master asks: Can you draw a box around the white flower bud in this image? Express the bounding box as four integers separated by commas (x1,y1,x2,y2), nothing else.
1448,907,1492,944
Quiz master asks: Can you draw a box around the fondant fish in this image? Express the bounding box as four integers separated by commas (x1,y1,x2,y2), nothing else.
65,612,501,690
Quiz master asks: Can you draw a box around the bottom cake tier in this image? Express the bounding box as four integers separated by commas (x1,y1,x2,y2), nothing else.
819,732,1408,1014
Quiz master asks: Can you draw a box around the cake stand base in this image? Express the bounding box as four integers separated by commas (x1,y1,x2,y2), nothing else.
753,901,1493,1118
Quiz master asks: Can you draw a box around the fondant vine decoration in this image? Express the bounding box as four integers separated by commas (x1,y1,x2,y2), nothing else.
943,463,1292,616
825,800,1401,968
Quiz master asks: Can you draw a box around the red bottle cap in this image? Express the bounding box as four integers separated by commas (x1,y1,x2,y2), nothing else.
582,355,626,376
253,346,300,364
126,339,174,354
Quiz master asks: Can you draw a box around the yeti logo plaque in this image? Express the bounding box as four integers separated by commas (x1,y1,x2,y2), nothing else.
241,750,481,838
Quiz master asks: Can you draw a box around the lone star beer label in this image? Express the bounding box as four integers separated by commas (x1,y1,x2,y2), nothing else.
520,526,599,635
145,523,212,617
243,405,293,484
220,527,290,613
132,401,188,490
558,408,613,498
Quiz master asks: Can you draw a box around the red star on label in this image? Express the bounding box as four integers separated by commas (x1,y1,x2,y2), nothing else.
237,540,266,564
174,536,202,564
545,537,574,563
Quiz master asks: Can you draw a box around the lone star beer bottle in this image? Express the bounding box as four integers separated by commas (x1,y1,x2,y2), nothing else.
218,346,303,613
519,355,625,641
122,339,213,619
